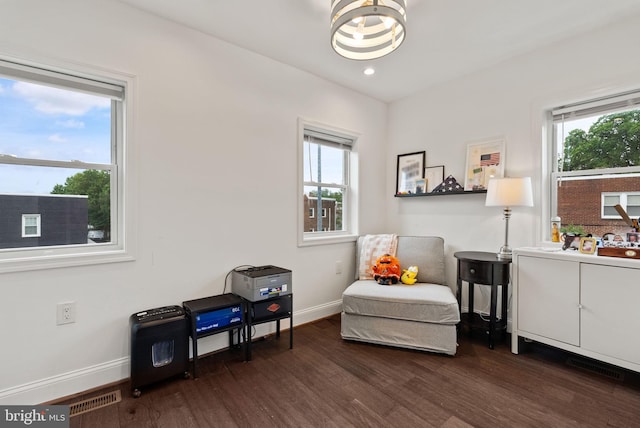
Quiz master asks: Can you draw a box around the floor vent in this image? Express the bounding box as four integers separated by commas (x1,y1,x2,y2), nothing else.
69,390,122,417
566,357,624,381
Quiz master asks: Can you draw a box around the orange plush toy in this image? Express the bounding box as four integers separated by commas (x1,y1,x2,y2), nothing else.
372,254,401,285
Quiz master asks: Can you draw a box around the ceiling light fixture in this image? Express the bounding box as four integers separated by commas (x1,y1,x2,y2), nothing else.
363,67,375,75
331,0,407,61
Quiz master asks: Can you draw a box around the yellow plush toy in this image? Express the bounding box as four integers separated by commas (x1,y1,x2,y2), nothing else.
400,266,419,285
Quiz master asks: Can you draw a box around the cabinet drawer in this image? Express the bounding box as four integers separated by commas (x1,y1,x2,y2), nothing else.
459,260,492,283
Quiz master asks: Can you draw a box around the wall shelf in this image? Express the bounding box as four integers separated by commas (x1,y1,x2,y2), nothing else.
395,190,487,198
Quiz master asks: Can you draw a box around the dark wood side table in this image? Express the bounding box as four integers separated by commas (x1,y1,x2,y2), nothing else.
454,251,511,349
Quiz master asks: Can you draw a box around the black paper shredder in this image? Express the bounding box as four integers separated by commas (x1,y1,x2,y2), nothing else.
129,305,189,397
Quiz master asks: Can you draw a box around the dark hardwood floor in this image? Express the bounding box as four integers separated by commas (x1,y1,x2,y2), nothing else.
61,315,640,427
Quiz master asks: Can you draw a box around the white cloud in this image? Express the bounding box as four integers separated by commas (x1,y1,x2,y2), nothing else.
13,81,110,116
56,119,85,129
48,134,67,143
0,84,4,94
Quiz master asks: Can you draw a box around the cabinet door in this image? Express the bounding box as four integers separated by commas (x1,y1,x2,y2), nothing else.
581,264,640,365
517,256,580,346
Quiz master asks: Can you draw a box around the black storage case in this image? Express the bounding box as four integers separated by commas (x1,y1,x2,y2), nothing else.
182,293,246,378
129,305,189,397
251,295,292,321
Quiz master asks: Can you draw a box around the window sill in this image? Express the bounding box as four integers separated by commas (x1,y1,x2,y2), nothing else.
0,246,135,274
298,233,358,247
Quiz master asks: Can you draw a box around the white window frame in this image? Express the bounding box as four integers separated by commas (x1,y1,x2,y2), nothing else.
22,214,41,238
0,55,136,272
546,89,640,240
298,118,359,247
602,192,640,219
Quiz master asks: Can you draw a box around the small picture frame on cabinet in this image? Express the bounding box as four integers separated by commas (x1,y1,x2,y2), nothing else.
579,237,596,254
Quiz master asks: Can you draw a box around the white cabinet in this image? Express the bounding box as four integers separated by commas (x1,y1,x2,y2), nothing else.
512,248,640,373
581,263,640,366
517,256,579,346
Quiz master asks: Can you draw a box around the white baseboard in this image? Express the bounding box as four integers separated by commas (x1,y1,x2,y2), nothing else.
0,299,343,405
291,299,342,326
0,357,129,405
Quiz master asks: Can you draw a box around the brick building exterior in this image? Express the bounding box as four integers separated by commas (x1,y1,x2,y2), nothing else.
557,176,640,237
303,195,339,232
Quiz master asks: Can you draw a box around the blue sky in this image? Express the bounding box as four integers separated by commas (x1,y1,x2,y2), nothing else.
0,77,111,194
303,142,345,185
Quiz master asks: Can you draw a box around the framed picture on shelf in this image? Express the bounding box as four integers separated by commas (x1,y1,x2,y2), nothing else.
415,178,426,194
579,237,597,254
464,138,505,191
396,151,425,194
424,165,445,193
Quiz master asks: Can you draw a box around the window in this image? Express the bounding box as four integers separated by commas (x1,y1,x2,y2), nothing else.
0,57,133,271
602,192,640,218
548,90,640,238
22,214,41,237
298,120,358,246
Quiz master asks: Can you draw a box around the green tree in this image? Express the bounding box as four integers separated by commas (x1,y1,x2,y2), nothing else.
309,188,343,204
52,170,110,237
562,110,640,171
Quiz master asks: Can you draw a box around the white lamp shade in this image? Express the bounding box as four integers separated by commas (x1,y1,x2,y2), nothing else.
485,177,534,207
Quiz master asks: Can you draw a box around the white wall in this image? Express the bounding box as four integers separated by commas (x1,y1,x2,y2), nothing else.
0,0,388,404
388,13,640,314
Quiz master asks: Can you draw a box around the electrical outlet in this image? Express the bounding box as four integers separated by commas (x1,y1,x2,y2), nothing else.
335,260,343,275
56,302,76,325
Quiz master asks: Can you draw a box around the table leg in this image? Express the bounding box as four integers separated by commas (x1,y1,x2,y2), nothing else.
289,297,293,349
468,282,475,337
489,283,498,349
456,276,462,315
246,303,252,362
501,282,508,341
191,320,198,378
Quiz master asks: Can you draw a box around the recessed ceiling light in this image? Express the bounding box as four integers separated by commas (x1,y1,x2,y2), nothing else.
363,67,375,76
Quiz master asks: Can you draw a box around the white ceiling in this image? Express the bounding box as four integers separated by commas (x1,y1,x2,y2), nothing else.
117,0,640,103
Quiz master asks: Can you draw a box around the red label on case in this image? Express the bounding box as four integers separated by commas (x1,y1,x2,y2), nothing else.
267,303,281,313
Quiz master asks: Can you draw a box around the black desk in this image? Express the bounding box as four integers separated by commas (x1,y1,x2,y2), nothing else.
182,293,246,378
454,251,510,349
244,294,293,361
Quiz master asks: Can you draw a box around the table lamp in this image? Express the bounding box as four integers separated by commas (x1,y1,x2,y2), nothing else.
485,177,534,260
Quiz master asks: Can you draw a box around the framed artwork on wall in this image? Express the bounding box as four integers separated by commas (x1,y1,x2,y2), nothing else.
424,165,445,193
396,151,425,194
464,138,505,191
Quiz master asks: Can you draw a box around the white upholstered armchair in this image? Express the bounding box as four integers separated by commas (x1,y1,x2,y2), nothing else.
341,235,460,355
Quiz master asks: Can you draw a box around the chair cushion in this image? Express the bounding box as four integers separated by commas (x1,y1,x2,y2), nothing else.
395,236,445,285
342,280,460,325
